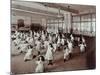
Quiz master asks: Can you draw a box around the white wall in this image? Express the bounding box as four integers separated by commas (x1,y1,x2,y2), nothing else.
11,14,43,25
12,15,31,25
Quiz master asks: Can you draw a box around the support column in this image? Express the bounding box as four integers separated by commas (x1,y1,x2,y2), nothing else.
41,18,47,31
64,13,68,33
64,12,71,33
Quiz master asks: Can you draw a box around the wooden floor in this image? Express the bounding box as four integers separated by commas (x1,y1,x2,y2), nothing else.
11,36,96,74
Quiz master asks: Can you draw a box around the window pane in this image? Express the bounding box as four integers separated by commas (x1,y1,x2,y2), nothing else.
72,16,80,22
92,22,96,32
92,14,96,21
81,15,91,21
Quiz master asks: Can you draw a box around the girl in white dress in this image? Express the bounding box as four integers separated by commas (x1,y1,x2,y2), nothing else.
79,43,86,53
11,33,16,39
62,33,65,38
45,43,54,65
26,36,30,43
41,33,45,42
52,42,57,52
35,39,41,55
57,36,61,47
70,34,74,42
28,37,34,46
30,30,33,38
49,34,52,43
24,45,33,61
61,38,65,46
63,46,70,62
35,56,45,73
18,42,29,53
36,32,40,39
11,40,21,55
55,33,58,38
82,36,86,44
77,37,80,45
67,40,73,58
34,31,36,36
13,37,21,47
44,40,49,50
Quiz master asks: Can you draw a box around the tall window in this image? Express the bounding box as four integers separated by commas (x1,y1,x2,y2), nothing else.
72,13,96,36
92,14,96,33
47,18,64,33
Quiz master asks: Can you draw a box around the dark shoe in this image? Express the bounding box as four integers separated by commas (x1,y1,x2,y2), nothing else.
50,63,53,65
24,59,27,62
48,63,50,65
20,51,23,53
33,55,36,59
64,59,66,62
38,51,40,55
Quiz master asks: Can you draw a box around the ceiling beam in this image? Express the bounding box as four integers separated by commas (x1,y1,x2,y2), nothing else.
12,8,58,18
39,3,79,14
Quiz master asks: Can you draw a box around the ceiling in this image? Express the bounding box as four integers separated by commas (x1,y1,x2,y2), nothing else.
12,0,96,19
60,3,96,14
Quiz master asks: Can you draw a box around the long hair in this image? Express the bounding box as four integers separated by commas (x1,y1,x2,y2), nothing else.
38,55,45,61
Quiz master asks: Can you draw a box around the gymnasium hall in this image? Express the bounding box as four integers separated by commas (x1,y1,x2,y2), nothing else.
11,0,96,74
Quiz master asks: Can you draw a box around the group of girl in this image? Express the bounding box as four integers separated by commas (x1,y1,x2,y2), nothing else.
11,30,87,73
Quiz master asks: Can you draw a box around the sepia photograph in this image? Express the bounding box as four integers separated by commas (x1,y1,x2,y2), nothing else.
11,0,96,74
